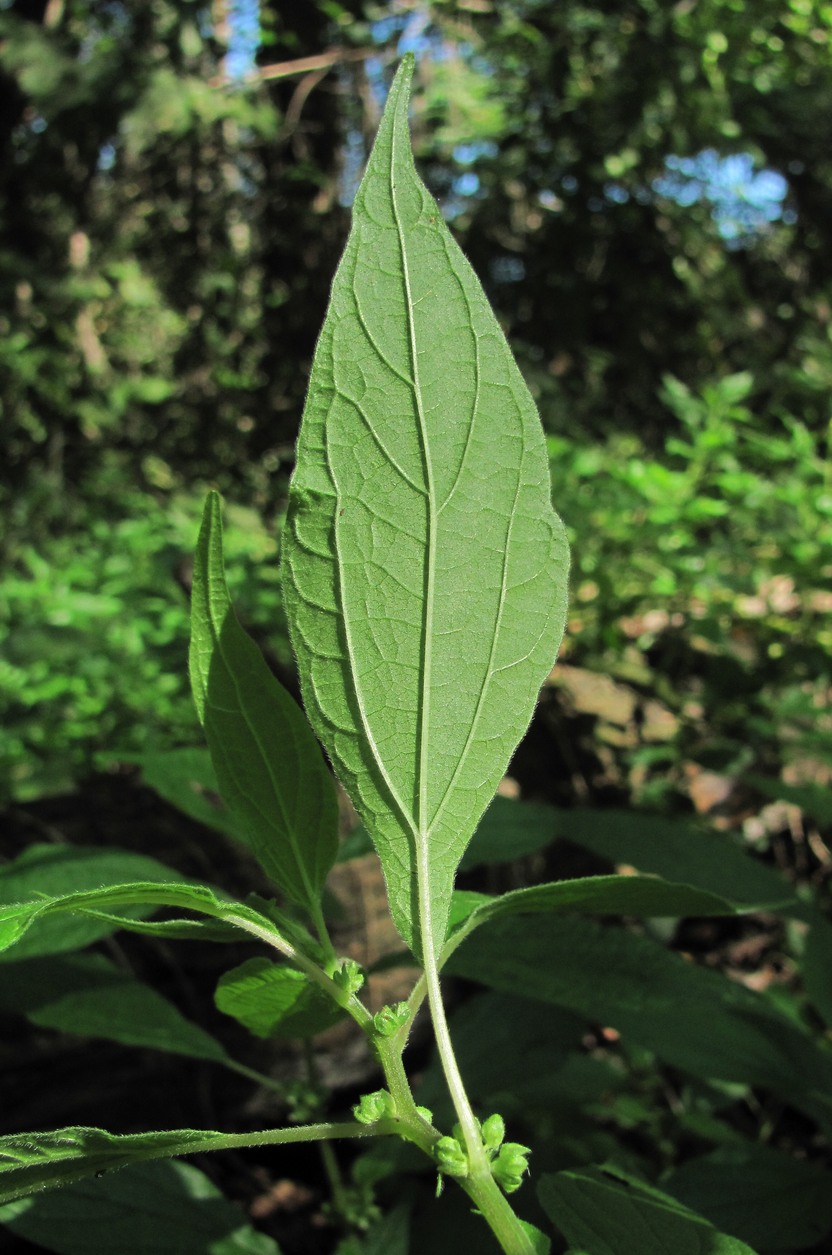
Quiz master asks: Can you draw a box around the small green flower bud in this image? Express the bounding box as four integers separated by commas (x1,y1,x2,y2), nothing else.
353,1089,395,1125
332,958,365,995
492,1142,531,1194
481,1113,506,1156
434,1135,469,1179
415,1105,434,1124
372,1000,410,1037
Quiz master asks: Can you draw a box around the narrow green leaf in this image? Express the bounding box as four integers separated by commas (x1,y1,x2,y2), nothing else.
538,1166,759,1255
0,1159,281,1255
0,1123,377,1206
552,808,802,916
0,1127,235,1204
190,491,339,916
0,845,191,961
281,55,569,956
662,1144,832,1251
0,953,229,1062
443,874,741,959
0,881,284,958
215,956,344,1039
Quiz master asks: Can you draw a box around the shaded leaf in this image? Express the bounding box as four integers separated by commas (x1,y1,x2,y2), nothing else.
553,808,802,916
662,1143,832,1251
803,910,832,1028
190,491,339,917
130,745,246,843
0,1158,280,1255
281,55,569,957
539,1166,758,1255
0,953,229,1062
447,914,832,1129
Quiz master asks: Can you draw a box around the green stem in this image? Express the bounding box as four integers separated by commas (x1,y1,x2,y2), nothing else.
415,844,488,1176
223,1057,286,1095
460,1171,538,1255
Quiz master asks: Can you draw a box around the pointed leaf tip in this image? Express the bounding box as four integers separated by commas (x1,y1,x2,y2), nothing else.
282,59,570,955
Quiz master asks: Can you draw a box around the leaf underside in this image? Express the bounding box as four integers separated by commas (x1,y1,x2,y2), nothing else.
190,492,339,916
282,55,569,956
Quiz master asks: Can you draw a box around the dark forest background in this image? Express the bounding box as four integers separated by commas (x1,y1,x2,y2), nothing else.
1,5,831,1252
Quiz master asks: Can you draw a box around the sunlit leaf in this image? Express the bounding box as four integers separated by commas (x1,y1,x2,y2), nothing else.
190,492,339,917
215,956,344,1039
281,55,569,957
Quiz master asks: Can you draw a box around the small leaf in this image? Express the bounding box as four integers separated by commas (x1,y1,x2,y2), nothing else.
215,957,344,1039
189,491,339,917
282,55,569,957
539,1166,759,1255
0,953,229,1063
0,1158,281,1255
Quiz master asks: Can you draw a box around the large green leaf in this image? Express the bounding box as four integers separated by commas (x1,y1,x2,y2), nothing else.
190,491,339,917
281,55,569,957
447,914,832,1129
0,953,229,1062
539,1166,758,1255
0,1159,281,1255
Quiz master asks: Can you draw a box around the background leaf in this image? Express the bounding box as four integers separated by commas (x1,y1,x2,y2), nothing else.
524,807,802,916
215,956,344,1039
189,491,339,917
0,952,230,1062
539,1166,759,1255
128,746,246,843
0,1157,280,1255
661,1144,832,1251
447,914,832,1130
802,911,832,1028
281,55,569,956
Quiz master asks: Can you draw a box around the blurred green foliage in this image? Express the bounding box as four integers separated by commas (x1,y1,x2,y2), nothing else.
0,0,830,817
